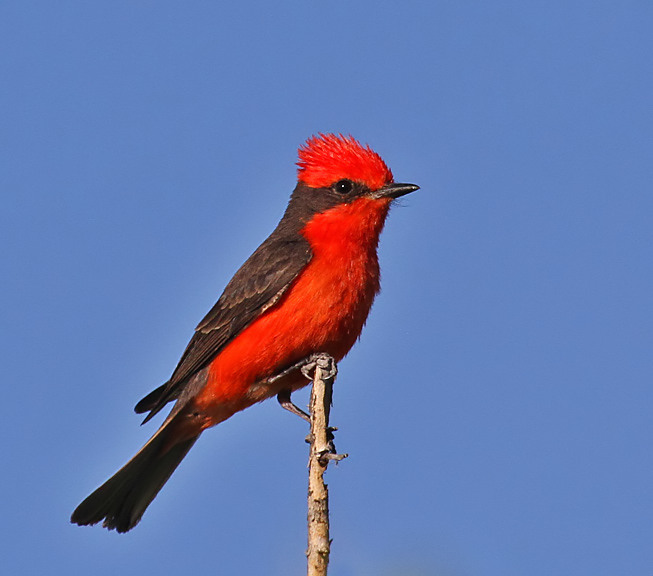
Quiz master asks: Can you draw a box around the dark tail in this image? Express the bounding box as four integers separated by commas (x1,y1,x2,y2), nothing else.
71,426,199,533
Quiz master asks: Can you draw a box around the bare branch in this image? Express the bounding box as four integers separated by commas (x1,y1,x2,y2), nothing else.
305,354,346,576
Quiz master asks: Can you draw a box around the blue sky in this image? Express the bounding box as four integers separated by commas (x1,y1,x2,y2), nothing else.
2,2,652,575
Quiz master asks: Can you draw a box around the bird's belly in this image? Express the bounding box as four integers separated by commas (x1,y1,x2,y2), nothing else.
195,251,380,418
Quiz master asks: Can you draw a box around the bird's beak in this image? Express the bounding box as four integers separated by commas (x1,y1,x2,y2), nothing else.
372,182,420,200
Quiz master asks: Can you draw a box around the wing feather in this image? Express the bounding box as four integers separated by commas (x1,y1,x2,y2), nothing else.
135,234,311,421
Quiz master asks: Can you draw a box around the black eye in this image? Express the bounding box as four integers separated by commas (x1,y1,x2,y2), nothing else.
333,179,354,194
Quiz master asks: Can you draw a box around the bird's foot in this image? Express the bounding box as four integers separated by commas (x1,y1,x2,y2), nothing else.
300,353,337,381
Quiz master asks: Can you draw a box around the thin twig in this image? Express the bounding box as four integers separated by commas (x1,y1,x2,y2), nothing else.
306,354,346,576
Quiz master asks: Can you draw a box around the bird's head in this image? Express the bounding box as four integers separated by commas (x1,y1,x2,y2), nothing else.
296,133,419,204
278,134,418,249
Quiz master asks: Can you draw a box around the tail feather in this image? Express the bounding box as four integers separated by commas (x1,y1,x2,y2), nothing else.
134,383,168,414
71,428,199,533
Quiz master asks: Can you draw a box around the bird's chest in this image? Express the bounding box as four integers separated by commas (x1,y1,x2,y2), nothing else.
280,238,380,362
301,244,379,324
292,199,389,348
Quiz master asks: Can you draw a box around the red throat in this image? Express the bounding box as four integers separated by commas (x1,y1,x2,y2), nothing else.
297,133,394,190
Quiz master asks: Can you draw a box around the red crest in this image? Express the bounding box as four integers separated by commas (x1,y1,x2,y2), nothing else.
297,134,393,191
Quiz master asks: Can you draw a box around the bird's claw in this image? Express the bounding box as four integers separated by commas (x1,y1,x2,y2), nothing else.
301,353,337,381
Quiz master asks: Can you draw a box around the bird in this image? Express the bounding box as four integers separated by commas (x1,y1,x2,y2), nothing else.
71,133,418,532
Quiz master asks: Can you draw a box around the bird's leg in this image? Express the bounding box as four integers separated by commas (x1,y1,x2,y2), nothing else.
277,389,310,422
271,353,337,425
278,386,340,452
275,354,340,454
270,356,318,423
267,353,337,386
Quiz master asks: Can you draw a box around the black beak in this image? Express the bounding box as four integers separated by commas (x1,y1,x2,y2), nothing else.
373,182,420,199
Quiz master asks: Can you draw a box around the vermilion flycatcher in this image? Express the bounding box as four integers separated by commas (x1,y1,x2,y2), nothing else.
71,134,418,532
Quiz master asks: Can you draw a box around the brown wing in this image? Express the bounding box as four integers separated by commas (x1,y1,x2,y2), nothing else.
135,234,312,423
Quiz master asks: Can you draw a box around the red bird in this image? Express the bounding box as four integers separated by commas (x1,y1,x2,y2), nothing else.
71,134,418,532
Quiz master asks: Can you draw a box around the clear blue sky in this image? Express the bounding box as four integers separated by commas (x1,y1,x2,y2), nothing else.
2,2,651,575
